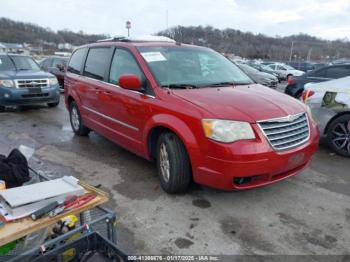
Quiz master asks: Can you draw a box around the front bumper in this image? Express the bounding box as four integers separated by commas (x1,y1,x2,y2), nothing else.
0,86,60,106
192,121,320,190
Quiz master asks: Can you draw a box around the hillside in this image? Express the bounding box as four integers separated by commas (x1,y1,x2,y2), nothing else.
0,17,108,46
158,26,350,61
1,17,349,61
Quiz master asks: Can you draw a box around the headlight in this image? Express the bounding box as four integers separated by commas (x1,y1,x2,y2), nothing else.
202,119,255,143
49,78,58,85
0,80,15,88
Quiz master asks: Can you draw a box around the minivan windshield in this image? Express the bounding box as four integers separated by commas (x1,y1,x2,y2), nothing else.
138,47,253,87
0,55,40,71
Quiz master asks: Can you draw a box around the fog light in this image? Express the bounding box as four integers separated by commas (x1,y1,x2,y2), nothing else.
4,93,10,98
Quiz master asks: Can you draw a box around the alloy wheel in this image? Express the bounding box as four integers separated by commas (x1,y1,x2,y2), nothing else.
159,143,170,182
331,120,350,154
71,107,80,131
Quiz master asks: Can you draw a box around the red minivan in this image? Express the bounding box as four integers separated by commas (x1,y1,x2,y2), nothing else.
65,36,319,193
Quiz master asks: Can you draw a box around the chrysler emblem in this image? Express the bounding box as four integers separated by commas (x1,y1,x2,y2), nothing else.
285,114,299,122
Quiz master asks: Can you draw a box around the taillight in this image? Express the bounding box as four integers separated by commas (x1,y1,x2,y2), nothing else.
287,77,295,84
301,90,315,102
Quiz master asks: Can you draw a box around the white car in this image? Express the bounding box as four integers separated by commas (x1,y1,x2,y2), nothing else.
267,63,304,80
302,76,350,157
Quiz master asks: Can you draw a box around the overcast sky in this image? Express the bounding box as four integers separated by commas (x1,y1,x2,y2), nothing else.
1,0,349,40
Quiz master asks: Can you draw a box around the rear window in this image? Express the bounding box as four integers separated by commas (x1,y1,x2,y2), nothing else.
83,47,111,80
67,48,87,74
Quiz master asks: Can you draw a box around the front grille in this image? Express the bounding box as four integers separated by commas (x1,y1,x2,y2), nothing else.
15,79,49,88
21,93,49,98
258,113,309,151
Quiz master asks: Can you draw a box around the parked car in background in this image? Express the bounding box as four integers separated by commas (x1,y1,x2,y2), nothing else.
302,76,350,157
236,63,278,88
287,61,315,72
248,63,284,82
285,63,350,98
65,36,319,193
40,56,69,92
266,63,304,80
0,54,60,110
261,61,275,66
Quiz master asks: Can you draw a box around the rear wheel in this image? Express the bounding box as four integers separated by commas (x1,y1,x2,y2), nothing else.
156,132,191,193
69,101,90,136
326,114,350,157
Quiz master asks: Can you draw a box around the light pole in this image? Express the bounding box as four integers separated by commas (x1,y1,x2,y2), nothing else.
126,21,131,37
289,41,294,61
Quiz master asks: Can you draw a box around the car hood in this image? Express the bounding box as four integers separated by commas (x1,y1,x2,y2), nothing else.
172,84,305,123
0,70,53,79
290,70,304,75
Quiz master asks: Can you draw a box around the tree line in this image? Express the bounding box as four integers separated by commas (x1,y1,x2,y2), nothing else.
158,26,350,61
0,17,108,47
1,17,349,61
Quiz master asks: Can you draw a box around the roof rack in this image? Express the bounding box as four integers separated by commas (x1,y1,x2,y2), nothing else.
97,36,129,42
97,35,175,43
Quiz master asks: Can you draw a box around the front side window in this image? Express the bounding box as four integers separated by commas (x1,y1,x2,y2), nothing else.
137,47,253,87
109,49,145,85
326,66,350,78
309,68,327,78
67,48,87,75
40,58,52,69
52,58,68,68
83,47,111,80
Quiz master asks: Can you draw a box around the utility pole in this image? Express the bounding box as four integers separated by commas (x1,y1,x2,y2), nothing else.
289,41,294,61
307,47,312,61
165,10,169,30
126,21,131,37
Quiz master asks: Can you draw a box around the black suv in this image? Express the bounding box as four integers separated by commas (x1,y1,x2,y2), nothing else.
285,64,350,98
40,56,69,92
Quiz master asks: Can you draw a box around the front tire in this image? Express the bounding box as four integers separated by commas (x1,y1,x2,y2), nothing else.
157,132,191,193
69,101,90,136
326,114,350,157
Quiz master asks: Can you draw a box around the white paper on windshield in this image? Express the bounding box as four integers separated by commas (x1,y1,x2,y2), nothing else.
0,59,2,65
141,52,167,62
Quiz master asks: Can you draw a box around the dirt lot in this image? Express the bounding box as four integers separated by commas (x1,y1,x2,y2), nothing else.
0,91,349,256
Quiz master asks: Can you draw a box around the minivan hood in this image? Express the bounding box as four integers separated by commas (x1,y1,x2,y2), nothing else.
172,84,305,122
0,70,53,80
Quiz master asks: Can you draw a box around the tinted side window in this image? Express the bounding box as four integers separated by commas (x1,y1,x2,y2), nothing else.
52,58,67,68
83,47,111,80
309,68,327,78
109,49,145,85
326,66,350,78
41,58,51,69
68,48,87,74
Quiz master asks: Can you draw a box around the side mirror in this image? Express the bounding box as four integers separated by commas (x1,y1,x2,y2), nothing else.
56,64,64,71
118,74,142,90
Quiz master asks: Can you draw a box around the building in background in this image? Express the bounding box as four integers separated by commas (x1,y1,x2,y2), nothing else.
0,42,25,54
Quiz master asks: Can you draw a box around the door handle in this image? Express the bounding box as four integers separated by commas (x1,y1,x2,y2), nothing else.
104,91,111,95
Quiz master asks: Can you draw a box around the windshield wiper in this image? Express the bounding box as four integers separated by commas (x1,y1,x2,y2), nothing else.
205,82,236,87
18,68,31,71
162,84,198,89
